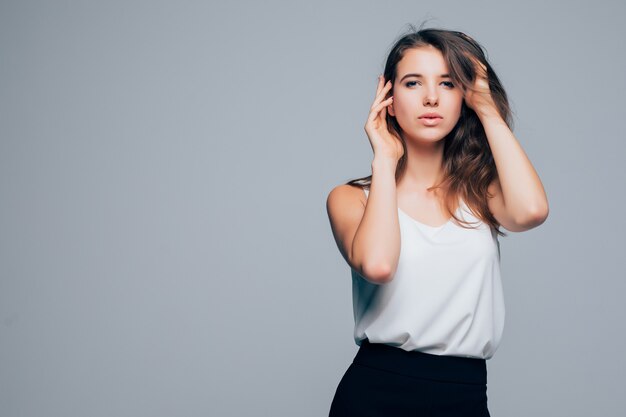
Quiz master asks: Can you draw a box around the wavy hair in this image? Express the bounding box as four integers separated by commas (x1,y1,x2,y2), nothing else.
346,23,514,237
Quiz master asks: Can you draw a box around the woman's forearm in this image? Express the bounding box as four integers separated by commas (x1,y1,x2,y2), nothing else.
478,109,549,224
351,158,401,284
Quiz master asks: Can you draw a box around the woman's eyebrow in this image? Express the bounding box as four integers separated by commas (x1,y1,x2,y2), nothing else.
399,73,451,81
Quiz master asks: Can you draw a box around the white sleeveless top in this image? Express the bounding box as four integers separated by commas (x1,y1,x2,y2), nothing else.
352,187,505,359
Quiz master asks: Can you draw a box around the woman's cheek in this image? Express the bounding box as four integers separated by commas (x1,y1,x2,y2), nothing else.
395,97,410,120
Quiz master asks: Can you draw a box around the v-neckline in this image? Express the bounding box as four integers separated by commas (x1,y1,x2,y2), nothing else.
362,187,460,230
397,207,452,229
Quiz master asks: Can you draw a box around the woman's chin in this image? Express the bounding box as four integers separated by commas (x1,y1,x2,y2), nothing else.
403,130,449,145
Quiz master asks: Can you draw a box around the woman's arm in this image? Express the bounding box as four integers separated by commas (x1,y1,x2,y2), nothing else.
479,109,549,231
354,158,402,282
326,158,401,284
464,56,549,232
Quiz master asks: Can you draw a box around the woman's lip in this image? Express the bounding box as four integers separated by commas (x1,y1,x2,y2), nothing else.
420,117,442,126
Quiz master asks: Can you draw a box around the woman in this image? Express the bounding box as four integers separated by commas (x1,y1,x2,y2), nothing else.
326,25,549,416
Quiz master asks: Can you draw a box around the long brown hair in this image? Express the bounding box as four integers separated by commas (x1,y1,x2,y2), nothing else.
347,23,513,237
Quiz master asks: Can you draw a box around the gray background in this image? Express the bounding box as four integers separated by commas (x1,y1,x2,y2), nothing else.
1,0,624,416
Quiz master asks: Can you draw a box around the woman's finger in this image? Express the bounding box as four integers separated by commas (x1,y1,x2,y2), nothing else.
368,96,393,123
371,81,393,110
380,98,388,120
372,78,386,108
374,75,384,99
368,96,392,121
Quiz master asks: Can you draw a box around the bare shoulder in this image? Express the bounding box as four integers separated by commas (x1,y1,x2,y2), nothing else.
327,183,366,211
325,183,367,268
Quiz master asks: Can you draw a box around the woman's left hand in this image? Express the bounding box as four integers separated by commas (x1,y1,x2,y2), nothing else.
463,56,498,115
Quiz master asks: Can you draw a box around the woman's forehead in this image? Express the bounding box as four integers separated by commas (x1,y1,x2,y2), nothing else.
397,48,449,76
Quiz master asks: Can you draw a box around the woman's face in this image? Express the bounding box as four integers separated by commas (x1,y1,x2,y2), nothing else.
388,46,464,144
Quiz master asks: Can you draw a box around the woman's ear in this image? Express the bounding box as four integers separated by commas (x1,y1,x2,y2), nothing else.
387,96,395,117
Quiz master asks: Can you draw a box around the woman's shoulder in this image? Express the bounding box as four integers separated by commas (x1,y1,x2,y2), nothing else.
326,183,367,212
327,182,367,198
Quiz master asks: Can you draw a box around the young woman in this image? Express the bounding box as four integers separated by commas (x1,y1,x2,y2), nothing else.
326,26,549,416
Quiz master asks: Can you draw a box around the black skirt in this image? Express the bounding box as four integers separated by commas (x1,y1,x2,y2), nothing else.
329,339,491,417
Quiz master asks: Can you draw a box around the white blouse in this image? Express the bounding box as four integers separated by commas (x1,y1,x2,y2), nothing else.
351,187,505,359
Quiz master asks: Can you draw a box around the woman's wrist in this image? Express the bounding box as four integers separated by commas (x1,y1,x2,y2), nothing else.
372,157,398,172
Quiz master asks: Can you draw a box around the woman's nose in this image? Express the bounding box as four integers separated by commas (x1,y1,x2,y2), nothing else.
424,94,438,106
423,85,438,105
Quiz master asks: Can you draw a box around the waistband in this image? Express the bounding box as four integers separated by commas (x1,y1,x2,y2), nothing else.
353,339,487,385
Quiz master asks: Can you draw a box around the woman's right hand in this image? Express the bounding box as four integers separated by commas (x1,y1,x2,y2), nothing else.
364,75,405,164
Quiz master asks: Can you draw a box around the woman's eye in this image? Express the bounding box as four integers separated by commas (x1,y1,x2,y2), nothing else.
405,81,455,88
